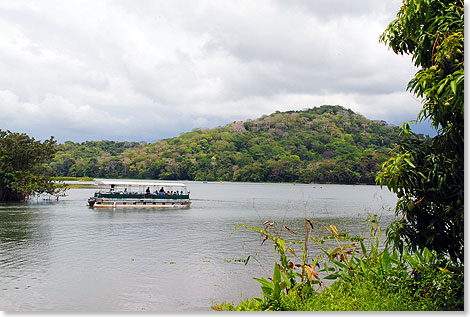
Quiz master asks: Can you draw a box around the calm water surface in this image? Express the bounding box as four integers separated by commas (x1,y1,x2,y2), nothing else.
0,181,397,312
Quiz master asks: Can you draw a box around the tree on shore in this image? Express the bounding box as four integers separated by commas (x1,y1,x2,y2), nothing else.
378,0,464,263
0,130,65,201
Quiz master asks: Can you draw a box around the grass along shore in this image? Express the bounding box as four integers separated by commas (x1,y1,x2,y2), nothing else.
53,176,98,188
53,176,95,182
212,219,463,311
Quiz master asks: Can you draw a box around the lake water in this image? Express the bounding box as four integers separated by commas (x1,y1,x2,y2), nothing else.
0,181,397,312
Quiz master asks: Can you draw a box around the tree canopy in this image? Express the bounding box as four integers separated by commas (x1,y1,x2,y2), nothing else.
378,0,464,263
0,130,64,201
49,105,405,185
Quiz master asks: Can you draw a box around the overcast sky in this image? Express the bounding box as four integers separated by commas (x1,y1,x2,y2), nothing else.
0,0,432,143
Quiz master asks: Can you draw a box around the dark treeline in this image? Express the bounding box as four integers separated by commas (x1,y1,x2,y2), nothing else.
49,105,406,184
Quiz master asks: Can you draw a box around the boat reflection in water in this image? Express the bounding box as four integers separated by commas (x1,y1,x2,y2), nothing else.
87,180,191,209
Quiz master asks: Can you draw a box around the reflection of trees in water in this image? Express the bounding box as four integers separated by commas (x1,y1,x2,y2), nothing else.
0,204,51,272
0,206,36,242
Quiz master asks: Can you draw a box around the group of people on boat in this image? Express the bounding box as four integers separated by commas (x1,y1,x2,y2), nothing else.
107,186,184,196
145,187,183,196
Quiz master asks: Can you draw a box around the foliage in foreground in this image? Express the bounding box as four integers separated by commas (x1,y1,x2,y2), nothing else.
377,0,464,263
0,130,67,201
215,269,459,311
212,218,463,311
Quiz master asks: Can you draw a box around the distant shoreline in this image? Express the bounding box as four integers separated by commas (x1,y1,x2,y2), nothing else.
53,176,95,182
53,177,383,188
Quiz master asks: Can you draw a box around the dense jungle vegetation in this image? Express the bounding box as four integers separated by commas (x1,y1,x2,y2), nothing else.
49,105,404,184
0,130,66,201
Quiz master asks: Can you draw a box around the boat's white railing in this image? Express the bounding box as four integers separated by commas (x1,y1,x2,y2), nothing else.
95,180,189,195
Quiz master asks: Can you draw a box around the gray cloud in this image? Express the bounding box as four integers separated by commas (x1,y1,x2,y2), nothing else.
0,0,428,142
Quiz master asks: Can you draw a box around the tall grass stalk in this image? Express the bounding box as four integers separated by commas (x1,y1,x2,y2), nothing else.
214,216,463,311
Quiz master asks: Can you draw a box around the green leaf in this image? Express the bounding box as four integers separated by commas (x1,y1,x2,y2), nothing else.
311,256,319,269
261,286,273,298
437,79,448,95
404,253,418,269
253,277,273,290
324,272,340,280
319,267,336,273
332,259,348,269
273,263,281,284
390,250,399,264
381,249,392,272
273,283,281,298
360,240,367,255
423,247,432,262
360,259,368,274
450,80,456,95
404,157,415,168
280,270,291,289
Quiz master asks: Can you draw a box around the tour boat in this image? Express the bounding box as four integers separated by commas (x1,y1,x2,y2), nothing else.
87,180,191,208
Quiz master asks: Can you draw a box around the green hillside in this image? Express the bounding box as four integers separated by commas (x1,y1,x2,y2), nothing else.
49,105,402,184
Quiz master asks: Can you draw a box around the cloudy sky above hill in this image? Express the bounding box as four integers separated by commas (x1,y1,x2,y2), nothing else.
0,0,431,142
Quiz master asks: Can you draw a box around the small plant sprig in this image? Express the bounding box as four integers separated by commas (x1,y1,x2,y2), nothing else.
235,219,343,310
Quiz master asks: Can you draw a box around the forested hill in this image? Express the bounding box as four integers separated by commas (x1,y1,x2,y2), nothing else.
50,105,402,184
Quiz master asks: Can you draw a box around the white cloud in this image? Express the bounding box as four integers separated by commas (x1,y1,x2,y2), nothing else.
0,0,424,142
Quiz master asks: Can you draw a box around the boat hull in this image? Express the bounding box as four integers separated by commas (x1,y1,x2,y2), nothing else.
88,198,191,208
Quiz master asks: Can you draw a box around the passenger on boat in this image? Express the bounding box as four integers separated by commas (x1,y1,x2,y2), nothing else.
159,187,165,194
146,187,151,195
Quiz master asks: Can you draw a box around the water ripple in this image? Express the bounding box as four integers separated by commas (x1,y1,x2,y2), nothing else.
0,183,397,311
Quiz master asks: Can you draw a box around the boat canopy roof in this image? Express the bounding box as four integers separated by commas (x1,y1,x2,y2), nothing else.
96,180,187,187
